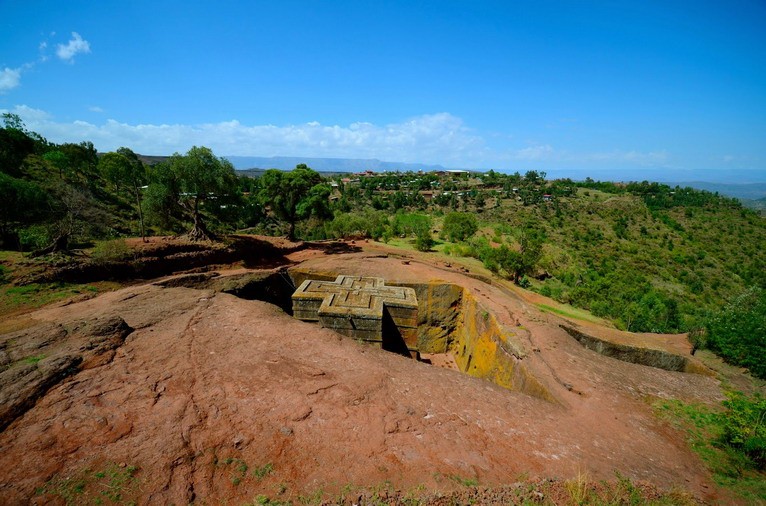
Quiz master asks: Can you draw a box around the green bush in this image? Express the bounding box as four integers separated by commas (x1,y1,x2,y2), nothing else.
415,228,434,251
705,287,766,379
392,212,432,237
442,212,478,242
91,239,131,264
720,392,766,469
324,210,390,240
18,225,51,252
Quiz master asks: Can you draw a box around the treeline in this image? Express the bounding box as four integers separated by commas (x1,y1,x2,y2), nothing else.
574,178,743,210
0,114,332,250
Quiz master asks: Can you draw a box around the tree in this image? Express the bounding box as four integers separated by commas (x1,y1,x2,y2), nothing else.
0,114,47,178
0,172,49,248
496,245,524,283
257,164,330,240
42,150,70,179
442,212,478,242
475,191,486,211
494,228,543,284
30,182,108,256
143,161,180,232
60,141,99,185
99,148,147,241
415,227,434,251
144,146,239,240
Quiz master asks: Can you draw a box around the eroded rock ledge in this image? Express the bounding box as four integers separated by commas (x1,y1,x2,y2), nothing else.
0,316,133,431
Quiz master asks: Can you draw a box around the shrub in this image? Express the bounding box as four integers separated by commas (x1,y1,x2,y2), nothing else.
91,239,131,264
18,225,51,252
415,228,434,252
392,212,432,237
705,287,766,379
324,210,390,240
442,212,478,242
720,392,766,469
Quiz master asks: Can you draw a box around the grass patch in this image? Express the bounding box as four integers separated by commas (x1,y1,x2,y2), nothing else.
255,477,698,505
253,462,274,480
0,282,100,317
214,456,251,486
448,474,479,487
24,354,46,364
90,239,132,264
653,398,766,503
248,495,291,506
35,462,140,505
382,238,419,252
537,302,605,324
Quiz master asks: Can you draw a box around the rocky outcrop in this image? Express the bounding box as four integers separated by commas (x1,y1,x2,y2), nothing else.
0,254,725,504
560,324,708,374
0,316,132,431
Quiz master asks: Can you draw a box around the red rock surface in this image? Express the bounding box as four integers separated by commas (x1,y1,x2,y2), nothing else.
0,244,725,504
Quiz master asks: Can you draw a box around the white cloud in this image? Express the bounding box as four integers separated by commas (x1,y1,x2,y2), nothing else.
7,105,52,122
56,32,91,62
0,33,91,94
88,105,105,113
2,105,681,173
0,67,22,93
2,108,487,165
38,41,49,62
515,144,555,161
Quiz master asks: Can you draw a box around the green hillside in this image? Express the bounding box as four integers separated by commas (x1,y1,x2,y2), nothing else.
315,173,765,335
481,185,765,332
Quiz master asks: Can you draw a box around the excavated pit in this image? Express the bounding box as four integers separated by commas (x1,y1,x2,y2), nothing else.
288,270,554,402
159,269,554,401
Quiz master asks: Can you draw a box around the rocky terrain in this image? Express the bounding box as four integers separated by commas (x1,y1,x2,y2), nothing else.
0,238,733,504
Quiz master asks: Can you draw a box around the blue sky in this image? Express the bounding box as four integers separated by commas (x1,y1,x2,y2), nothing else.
1,1,765,182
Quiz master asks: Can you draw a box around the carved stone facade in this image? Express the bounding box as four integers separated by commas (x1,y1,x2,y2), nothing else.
292,275,419,357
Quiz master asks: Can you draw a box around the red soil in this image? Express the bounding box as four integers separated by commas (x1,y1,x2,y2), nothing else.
0,238,727,504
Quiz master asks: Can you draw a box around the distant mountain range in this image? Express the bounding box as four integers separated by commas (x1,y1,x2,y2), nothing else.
225,156,454,173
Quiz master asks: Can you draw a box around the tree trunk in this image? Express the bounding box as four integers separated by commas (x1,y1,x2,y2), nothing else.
186,199,213,241
287,220,297,241
31,233,69,257
133,182,146,243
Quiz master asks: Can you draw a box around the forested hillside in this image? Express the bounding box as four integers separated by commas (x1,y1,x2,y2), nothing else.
0,114,254,252
2,115,764,377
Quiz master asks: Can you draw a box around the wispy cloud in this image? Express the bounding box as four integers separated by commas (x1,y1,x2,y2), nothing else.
88,105,105,113
0,68,22,93
3,107,487,165
1,33,91,93
38,41,49,62
56,32,91,62
515,144,555,161
2,105,685,174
